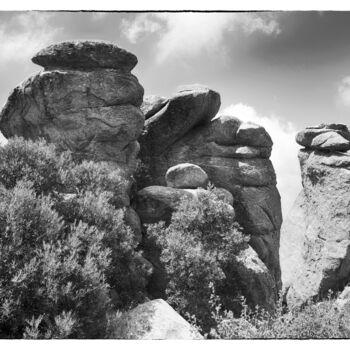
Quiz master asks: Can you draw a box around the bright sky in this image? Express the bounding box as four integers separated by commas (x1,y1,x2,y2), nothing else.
0,10,349,215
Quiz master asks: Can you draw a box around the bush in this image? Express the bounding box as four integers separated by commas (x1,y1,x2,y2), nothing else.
147,189,248,331
209,292,350,339
0,138,149,338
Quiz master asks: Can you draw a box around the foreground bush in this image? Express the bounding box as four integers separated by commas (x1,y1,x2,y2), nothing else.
147,189,249,331
210,293,350,339
0,138,149,338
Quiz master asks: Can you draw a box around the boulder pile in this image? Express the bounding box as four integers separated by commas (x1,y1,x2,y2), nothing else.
282,124,350,306
139,88,282,291
0,41,145,175
133,162,277,313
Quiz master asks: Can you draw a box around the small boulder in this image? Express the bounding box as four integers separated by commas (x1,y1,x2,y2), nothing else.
32,41,138,72
111,299,203,339
165,163,209,189
236,122,273,147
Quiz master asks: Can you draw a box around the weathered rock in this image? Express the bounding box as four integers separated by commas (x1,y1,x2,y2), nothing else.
141,95,168,119
138,93,282,293
0,42,145,176
296,123,350,151
285,126,350,307
231,246,277,313
165,163,209,189
140,87,221,157
32,40,138,72
236,122,273,148
280,191,307,290
111,299,203,339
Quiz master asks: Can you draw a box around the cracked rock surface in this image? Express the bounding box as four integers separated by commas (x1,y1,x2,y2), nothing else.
0,41,144,176
138,88,282,292
282,124,350,306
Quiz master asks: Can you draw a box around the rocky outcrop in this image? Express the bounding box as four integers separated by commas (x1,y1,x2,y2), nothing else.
283,124,350,306
0,40,145,255
0,41,144,176
133,163,277,312
110,299,203,339
138,90,282,291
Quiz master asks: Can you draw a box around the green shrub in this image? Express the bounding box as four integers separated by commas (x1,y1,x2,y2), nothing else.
147,189,248,331
0,138,149,338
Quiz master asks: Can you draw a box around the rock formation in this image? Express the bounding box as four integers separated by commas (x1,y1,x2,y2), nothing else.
133,163,277,312
0,40,145,263
138,89,282,291
0,41,144,176
110,299,204,339
283,124,350,306
0,41,284,328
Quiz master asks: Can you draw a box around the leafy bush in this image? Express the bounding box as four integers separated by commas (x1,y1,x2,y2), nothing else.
209,292,350,339
147,189,249,331
0,138,149,338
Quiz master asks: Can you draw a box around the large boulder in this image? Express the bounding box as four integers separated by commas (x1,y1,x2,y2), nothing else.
32,40,138,72
284,124,350,306
110,299,203,339
0,41,144,175
138,91,282,292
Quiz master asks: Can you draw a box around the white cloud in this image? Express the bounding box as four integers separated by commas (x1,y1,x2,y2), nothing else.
337,76,350,106
121,13,280,63
0,12,61,65
121,13,163,44
222,103,301,216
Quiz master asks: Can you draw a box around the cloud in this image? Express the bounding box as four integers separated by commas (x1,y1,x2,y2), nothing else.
337,76,350,106
221,103,301,216
0,12,61,65
121,13,281,63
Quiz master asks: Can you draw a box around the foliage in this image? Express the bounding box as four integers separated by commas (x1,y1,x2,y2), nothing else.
0,138,149,338
147,189,249,331
209,291,350,339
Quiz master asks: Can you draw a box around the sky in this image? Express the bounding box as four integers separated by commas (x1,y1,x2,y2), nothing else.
0,11,349,215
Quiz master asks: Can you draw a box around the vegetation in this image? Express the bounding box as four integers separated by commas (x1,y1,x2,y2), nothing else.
1,137,350,339
209,292,350,339
147,188,249,332
0,138,149,339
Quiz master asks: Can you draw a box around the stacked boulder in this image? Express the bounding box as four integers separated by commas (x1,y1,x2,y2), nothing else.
0,40,145,247
133,162,277,313
282,124,350,306
0,41,145,176
138,88,282,292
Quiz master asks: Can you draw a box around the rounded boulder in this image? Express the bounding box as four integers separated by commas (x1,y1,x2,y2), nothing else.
165,163,209,189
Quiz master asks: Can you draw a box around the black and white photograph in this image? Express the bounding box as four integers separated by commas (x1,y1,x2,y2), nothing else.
0,1,349,343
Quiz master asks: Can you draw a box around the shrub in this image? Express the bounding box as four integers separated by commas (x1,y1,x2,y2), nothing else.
147,189,248,331
209,292,350,339
0,138,149,338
